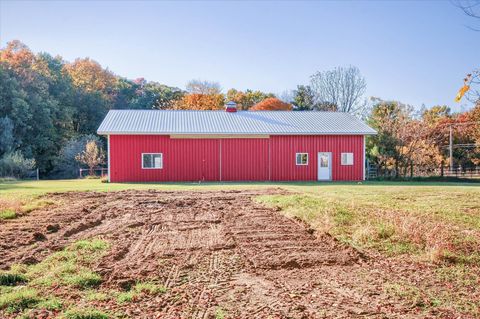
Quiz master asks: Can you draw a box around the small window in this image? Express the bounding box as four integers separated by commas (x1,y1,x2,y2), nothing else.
341,153,354,166
296,153,309,165
142,153,163,169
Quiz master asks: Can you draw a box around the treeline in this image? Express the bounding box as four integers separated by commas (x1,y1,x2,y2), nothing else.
368,99,479,177
0,41,289,177
0,40,479,179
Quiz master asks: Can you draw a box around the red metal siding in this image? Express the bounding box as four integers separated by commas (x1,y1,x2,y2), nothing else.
109,135,364,182
110,135,219,182
270,135,364,181
221,139,269,181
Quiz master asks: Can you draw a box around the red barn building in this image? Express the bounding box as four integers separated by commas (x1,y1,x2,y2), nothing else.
97,105,376,182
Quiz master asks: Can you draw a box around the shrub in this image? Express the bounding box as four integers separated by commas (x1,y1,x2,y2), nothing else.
0,151,36,179
50,134,102,179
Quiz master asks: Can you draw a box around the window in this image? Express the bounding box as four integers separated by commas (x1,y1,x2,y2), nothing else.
341,153,354,166
319,154,329,168
142,153,163,169
296,153,309,165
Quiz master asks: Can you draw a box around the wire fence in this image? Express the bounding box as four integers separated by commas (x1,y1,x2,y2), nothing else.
0,168,39,180
367,164,480,180
444,167,480,178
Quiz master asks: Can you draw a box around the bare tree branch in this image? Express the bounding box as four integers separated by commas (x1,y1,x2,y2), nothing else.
453,0,480,30
185,79,222,95
310,66,367,115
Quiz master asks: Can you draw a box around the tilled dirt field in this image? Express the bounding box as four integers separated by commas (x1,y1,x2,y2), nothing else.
0,190,467,318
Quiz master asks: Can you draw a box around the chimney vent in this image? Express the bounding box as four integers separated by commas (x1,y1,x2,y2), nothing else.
225,101,237,113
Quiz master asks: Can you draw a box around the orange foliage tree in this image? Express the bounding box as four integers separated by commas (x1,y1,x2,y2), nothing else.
250,97,292,111
65,58,116,97
173,93,225,110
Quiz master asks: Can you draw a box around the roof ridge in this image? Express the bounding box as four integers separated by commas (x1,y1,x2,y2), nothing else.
108,109,354,114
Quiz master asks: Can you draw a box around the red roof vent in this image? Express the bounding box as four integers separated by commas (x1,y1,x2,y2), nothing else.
225,101,237,113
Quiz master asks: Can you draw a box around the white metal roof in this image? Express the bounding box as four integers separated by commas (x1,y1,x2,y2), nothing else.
97,110,377,135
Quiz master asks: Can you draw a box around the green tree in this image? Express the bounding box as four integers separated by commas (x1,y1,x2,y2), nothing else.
0,117,14,155
292,85,315,110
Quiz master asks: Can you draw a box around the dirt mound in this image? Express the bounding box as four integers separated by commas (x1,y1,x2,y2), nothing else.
0,190,456,318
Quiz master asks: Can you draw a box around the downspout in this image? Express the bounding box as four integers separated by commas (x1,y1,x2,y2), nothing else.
268,137,272,181
363,135,366,181
107,135,111,183
219,139,222,182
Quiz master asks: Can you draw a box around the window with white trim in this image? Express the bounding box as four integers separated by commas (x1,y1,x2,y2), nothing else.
142,153,163,169
341,153,354,166
296,153,309,165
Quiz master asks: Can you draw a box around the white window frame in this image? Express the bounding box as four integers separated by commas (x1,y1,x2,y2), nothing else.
296,153,309,166
141,153,163,169
341,152,354,166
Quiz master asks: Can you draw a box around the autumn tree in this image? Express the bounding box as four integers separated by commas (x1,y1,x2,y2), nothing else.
0,40,191,175
250,97,292,111
453,104,480,166
226,89,275,110
367,100,413,177
75,140,105,176
65,58,116,98
173,93,225,110
396,119,442,177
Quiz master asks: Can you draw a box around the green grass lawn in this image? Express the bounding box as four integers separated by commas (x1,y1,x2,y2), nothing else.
1,178,478,199
0,179,271,201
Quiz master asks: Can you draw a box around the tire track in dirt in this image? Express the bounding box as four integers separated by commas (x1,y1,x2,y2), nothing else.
0,189,465,318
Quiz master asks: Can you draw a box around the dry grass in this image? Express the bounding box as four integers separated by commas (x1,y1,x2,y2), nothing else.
0,198,55,220
257,185,480,263
256,187,480,317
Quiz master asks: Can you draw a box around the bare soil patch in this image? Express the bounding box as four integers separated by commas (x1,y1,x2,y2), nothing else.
0,190,473,318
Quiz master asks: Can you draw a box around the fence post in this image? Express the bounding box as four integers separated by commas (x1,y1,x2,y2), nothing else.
36,168,39,181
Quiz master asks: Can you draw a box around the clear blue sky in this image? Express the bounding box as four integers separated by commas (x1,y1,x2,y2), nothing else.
1,0,478,112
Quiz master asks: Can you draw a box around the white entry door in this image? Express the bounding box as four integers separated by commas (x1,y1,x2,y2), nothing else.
318,152,332,181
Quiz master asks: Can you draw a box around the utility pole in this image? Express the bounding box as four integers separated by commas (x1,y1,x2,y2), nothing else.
449,125,453,172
